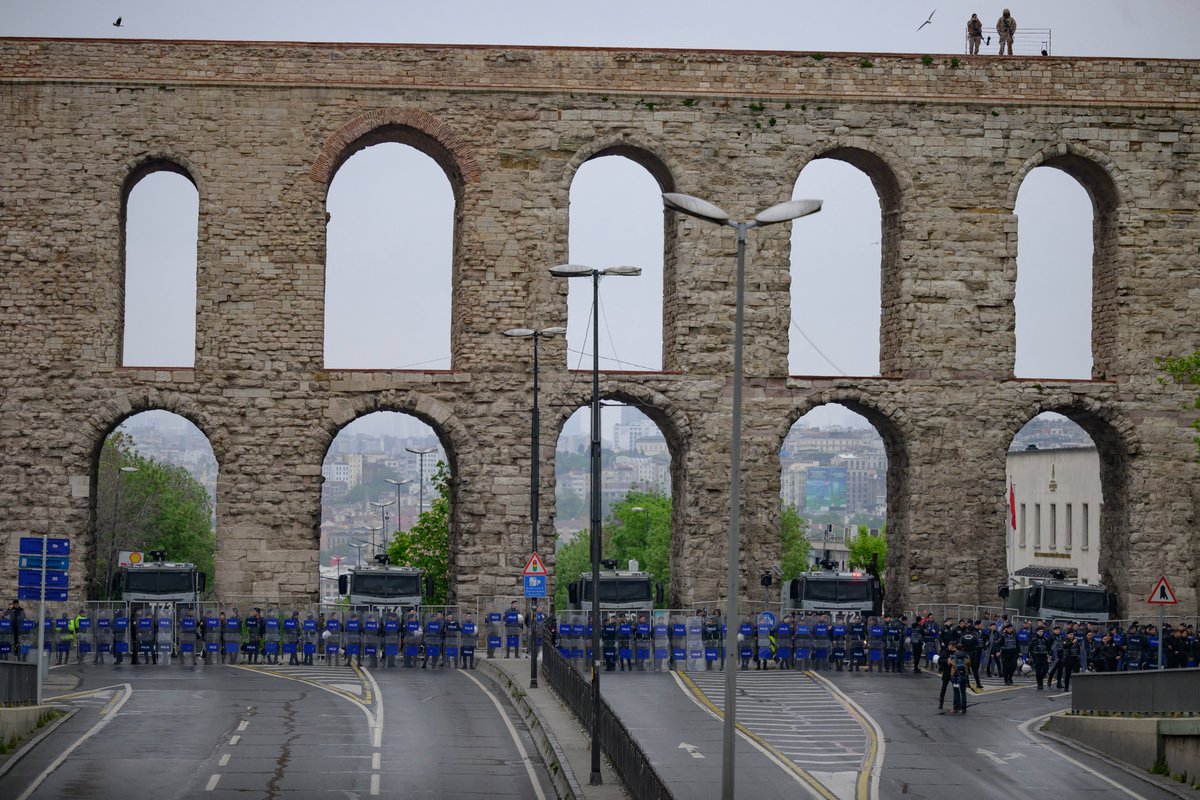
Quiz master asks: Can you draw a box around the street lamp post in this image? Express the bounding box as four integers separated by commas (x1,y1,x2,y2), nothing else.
384,478,411,533
663,192,821,800
504,324,567,690
369,500,394,551
550,263,641,786
406,446,437,515
105,465,139,601
365,524,383,557
630,505,649,552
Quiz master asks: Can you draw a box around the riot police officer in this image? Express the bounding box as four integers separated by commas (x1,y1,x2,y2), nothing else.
403,610,421,668
460,612,477,669
998,623,1019,685
883,615,903,672
617,613,634,671
601,614,618,672
286,610,301,666
634,613,651,672
703,612,722,671
1029,627,1051,689
383,609,400,669
302,611,317,666
422,611,444,669
503,601,523,658
444,611,461,669
958,622,983,690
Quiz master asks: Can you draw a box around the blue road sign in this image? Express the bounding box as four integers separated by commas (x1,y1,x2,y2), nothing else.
524,574,547,599
18,587,69,602
758,611,777,628
18,537,70,556
18,555,70,571
19,570,69,589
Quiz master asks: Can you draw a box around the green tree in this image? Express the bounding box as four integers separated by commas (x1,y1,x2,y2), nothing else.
848,525,887,584
1158,351,1200,458
553,531,591,610
387,462,450,604
607,490,671,604
97,433,216,597
780,504,810,580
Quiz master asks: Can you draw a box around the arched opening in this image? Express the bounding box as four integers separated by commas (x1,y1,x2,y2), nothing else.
320,411,451,603
1004,411,1127,617
567,154,668,372
780,403,888,578
92,410,217,599
789,149,899,377
324,142,454,369
121,167,198,367
553,401,677,609
1014,167,1098,379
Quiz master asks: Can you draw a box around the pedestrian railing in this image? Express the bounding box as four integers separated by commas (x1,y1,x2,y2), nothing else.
964,27,1052,56
540,641,674,800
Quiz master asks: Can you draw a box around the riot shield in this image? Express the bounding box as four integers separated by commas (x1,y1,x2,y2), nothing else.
323,610,342,665
757,613,775,669
736,618,754,670
263,608,282,665
179,605,200,665
812,620,830,671
302,610,318,666
634,613,651,672
776,617,794,669
53,612,71,665
795,621,812,670
502,603,523,659
402,610,421,667
203,608,221,663
343,609,363,667
112,608,130,664
615,614,634,671
459,612,478,669
670,614,687,671
651,611,669,672
422,609,445,669
683,614,703,671
485,609,503,659
831,622,847,671
849,620,866,671
282,610,301,666
381,609,400,668
361,609,380,668
133,608,156,664
443,607,462,669
225,610,243,664
73,608,92,665
868,620,884,670
555,614,571,659
155,606,174,666
95,604,116,665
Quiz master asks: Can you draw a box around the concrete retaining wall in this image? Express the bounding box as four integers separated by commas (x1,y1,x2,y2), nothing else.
1048,716,1163,771
0,705,46,744
1072,668,1200,714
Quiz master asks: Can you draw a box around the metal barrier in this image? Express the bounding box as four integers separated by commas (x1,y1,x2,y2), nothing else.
540,640,674,800
1072,667,1200,714
0,660,37,704
964,27,1052,56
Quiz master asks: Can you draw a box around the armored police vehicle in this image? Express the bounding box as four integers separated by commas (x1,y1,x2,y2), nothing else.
338,563,425,609
114,555,207,603
566,560,664,613
1004,569,1114,622
783,568,882,616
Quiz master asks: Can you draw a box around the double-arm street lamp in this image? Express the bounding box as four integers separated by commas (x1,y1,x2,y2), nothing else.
406,446,437,515
105,465,139,601
504,324,567,690
630,505,649,551
663,192,821,800
384,478,411,533
549,263,641,786
368,501,393,551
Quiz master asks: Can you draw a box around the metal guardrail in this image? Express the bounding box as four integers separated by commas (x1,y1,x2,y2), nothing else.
1072,667,1200,714
964,27,1053,56
0,660,37,705
541,641,674,800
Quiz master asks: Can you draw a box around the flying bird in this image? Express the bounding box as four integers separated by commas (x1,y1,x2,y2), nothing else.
916,9,935,31
113,17,123,27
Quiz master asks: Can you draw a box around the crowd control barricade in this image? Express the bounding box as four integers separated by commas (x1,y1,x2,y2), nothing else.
476,595,525,659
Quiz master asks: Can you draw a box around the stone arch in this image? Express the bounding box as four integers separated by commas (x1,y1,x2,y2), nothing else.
319,392,468,600
1008,143,1126,379
547,382,692,602
1000,394,1137,614
774,389,913,611
309,108,481,196
563,137,681,371
792,141,910,376
81,394,223,598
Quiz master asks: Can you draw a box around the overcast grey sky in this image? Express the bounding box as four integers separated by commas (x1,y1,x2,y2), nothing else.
9,0,1194,433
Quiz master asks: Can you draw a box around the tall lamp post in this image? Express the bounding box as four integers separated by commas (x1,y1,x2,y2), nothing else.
550,263,641,786
663,192,821,800
105,465,139,601
406,446,437,515
368,501,393,552
504,324,567,690
384,478,411,533
365,524,384,557
630,506,649,553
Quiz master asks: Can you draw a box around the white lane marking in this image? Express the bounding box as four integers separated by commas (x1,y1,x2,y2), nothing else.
459,670,547,800
372,752,381,770
678,742,705,759
809,669,886,800
16,683,133,800
205,775,221,791
1018,711,1146,799
361,666,384,748
218,754,230,767
669,672,825,799
370,773,380,795
229,734,240,745
237,720,249,732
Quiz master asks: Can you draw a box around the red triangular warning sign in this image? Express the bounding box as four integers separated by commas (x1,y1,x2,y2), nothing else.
523,552,547,576
1146,575,1178,605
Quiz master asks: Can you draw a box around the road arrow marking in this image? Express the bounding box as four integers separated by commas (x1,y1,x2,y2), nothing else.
678,742,706,759
977,747,1025,765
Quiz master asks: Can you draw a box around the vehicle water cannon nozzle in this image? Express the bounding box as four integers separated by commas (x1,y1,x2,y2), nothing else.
600,559,618,570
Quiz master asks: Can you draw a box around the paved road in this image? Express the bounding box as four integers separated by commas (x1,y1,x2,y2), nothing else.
820,668,1182,799
0,659,553,799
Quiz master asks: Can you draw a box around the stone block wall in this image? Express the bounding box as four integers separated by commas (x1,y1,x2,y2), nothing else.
0,39,1197,616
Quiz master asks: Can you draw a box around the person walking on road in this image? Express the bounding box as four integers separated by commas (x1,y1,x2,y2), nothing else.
1029,627,1051,689
1061,631,1081,690
950,645,972,714
937,640,957,711
997,8,1017,55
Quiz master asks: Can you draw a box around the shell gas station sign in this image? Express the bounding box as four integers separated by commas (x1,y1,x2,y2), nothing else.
118,550,144,567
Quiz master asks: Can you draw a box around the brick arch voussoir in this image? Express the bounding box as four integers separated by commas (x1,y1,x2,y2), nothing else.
1003,392,1140,458
772,387,911,459
322,391,469,472
546,381,691,459
562,134,680,194
794,137,913,210
121,150,204,198
309,108,482,187
80,390,226,471
1006,141,1128,212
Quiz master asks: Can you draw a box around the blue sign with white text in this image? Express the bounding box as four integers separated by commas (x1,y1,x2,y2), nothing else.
524,574,546,598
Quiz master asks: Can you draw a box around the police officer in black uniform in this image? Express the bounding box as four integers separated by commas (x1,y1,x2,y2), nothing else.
959,621,983,690
601,614,618,672
998,622,1019,685
1029,627,1051,689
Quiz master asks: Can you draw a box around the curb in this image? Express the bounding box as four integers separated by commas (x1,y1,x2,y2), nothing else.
479,659,585,800
0,707,78,780
1036,718,1196,799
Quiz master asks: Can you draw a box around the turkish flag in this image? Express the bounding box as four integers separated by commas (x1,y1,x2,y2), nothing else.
1009,482,1017,530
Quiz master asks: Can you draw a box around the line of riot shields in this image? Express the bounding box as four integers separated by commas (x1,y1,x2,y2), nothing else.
549,607,936,673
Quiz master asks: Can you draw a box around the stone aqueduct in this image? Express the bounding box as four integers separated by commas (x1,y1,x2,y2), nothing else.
1,38,1197,616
